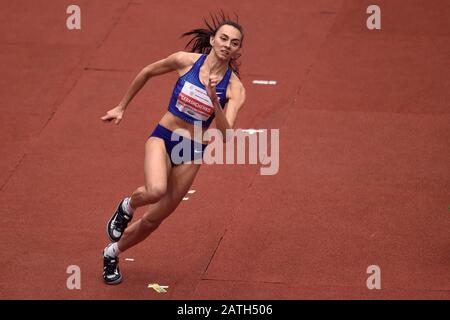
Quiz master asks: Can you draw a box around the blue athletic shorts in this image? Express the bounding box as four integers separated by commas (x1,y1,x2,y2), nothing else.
149,124,208,167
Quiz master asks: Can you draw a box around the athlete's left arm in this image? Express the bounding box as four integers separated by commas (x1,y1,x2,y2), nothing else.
214,78,246,141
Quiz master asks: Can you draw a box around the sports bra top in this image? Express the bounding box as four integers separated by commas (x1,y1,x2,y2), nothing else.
167,54,232,128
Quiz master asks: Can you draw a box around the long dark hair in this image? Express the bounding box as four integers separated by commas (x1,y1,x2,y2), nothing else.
181,11,244,77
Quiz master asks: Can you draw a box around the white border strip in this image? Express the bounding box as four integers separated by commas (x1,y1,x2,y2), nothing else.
252,80,277,85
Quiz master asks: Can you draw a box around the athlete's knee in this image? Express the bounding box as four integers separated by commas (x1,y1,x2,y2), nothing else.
143,183,167,202
135,186,146,194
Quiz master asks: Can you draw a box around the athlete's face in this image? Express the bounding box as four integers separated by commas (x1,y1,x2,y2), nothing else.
210,24,242,61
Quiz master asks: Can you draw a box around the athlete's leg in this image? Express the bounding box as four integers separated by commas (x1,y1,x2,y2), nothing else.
117,163,201,252
129,137,172,209
106,137,172,242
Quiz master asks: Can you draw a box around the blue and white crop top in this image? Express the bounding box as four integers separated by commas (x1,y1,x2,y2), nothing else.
167,54,232,128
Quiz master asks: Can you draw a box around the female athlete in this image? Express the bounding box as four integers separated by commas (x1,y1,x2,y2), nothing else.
100,14,246,284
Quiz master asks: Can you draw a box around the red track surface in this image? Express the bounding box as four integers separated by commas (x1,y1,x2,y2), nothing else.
0,0,449,299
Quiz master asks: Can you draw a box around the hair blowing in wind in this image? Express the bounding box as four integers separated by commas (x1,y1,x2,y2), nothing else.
181,11,244,77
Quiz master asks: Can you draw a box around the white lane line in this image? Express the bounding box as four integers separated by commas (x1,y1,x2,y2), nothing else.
252,80,277,85
125,258,135,262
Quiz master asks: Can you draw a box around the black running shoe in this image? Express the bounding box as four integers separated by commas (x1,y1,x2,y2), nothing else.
107,199,132,242
103,253,122,285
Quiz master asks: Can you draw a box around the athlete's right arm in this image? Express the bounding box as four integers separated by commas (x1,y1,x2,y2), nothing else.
101,51,191,125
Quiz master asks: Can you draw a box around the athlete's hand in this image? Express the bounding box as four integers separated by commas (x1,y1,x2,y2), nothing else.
101,106,125,125
205,74,219,104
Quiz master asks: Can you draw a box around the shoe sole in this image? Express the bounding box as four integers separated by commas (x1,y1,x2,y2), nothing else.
106,200,123,242
106,213,118,242
104,274,123,285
